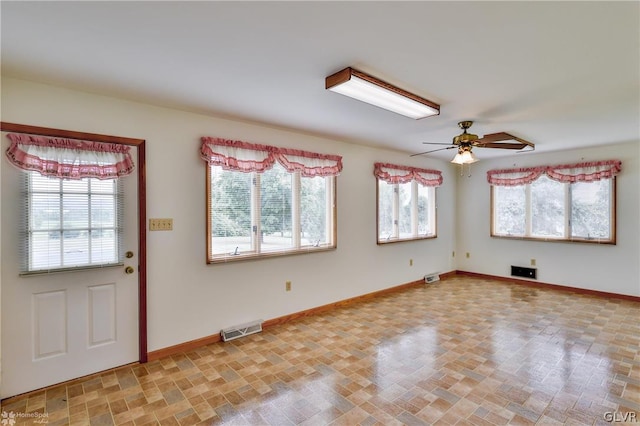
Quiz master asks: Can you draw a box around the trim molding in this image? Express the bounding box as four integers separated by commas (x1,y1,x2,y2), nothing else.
145,269,637,361
148,334,222,361
148,271,457,361
264,273,451,328
455,270,640,302
1,122,149,364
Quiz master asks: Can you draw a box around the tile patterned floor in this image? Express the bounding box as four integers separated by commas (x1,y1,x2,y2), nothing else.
2,275,639,425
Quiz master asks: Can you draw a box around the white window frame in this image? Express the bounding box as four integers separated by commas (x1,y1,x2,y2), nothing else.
206,164,337,263
376,179,437,244
491,177,616,244
22,171,124,274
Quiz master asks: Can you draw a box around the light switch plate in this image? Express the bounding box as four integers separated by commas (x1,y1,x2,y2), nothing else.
149,218,173,231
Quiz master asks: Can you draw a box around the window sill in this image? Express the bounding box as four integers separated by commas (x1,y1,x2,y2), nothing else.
20,262,125,277
207,245,337,264
377,235,437,245
490,234,615,245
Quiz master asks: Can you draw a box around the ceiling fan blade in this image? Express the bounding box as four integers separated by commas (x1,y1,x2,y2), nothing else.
475,142,529,150
477,132,513,142
410,146,456,157
421,142,455,145
516,145,535,153
476,132,535,150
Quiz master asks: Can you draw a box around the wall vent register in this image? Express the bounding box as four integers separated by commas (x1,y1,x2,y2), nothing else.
511,266,537,279
221,320,263,342
425,273,440,284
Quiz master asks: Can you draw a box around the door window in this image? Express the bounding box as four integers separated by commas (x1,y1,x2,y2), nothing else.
24,172,124,272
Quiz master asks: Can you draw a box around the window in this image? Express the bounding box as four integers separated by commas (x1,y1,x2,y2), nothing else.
202,137,341,263
5,132,134,273
24,172,123,271
489,160,620,243
374,162,441,244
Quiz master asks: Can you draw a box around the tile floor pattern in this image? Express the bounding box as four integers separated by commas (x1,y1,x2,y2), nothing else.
2,276,639,425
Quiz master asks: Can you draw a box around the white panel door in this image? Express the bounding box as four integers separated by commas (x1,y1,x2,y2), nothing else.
1,136,139,398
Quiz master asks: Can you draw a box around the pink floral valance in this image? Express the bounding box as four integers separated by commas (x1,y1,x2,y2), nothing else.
374,162,443,187
5,133,134,180
486,167,546,186
201,137,342,177
487,160,622,186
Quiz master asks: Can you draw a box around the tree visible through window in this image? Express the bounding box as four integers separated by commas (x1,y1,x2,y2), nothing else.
493,185,525,236
210,166,252,255
531,175,565,238
571,179,611,240
208,164,335,260
202,137,341,263
301,174,329,246
489,160,619,244
374,163,441,244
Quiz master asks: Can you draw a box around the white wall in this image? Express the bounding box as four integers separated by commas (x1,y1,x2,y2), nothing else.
2,77,637,366
1,78,456,352
454,141,640,297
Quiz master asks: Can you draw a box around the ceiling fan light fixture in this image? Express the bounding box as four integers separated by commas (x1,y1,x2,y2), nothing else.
451,149,478,165
326,67,440,119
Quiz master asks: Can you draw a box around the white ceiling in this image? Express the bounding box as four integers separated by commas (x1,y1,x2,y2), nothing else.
1,1,639,161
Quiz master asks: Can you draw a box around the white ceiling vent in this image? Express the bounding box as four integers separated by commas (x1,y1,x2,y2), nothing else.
221,319,263,342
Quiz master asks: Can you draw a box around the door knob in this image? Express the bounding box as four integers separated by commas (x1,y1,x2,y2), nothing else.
126,251,134,258
125,266,135,274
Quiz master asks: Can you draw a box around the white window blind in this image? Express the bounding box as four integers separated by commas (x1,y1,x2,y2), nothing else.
22,172,124,273
5,132,133,273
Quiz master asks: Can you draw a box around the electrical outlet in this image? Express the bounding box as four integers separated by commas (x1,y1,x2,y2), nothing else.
149,218,173,231
285,281,291,291
409,259,413,266
531,258,536,266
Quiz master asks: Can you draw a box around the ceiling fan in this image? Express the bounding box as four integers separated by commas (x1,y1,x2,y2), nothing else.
411,121,535,163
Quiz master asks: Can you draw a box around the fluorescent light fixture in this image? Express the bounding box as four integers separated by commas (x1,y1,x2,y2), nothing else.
451,149,478,164
326,67,440,119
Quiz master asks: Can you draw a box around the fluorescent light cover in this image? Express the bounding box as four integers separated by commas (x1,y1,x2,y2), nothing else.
326,68,439,119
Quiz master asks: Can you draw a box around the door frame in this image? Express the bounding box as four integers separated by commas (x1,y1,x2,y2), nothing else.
0,121,148,363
